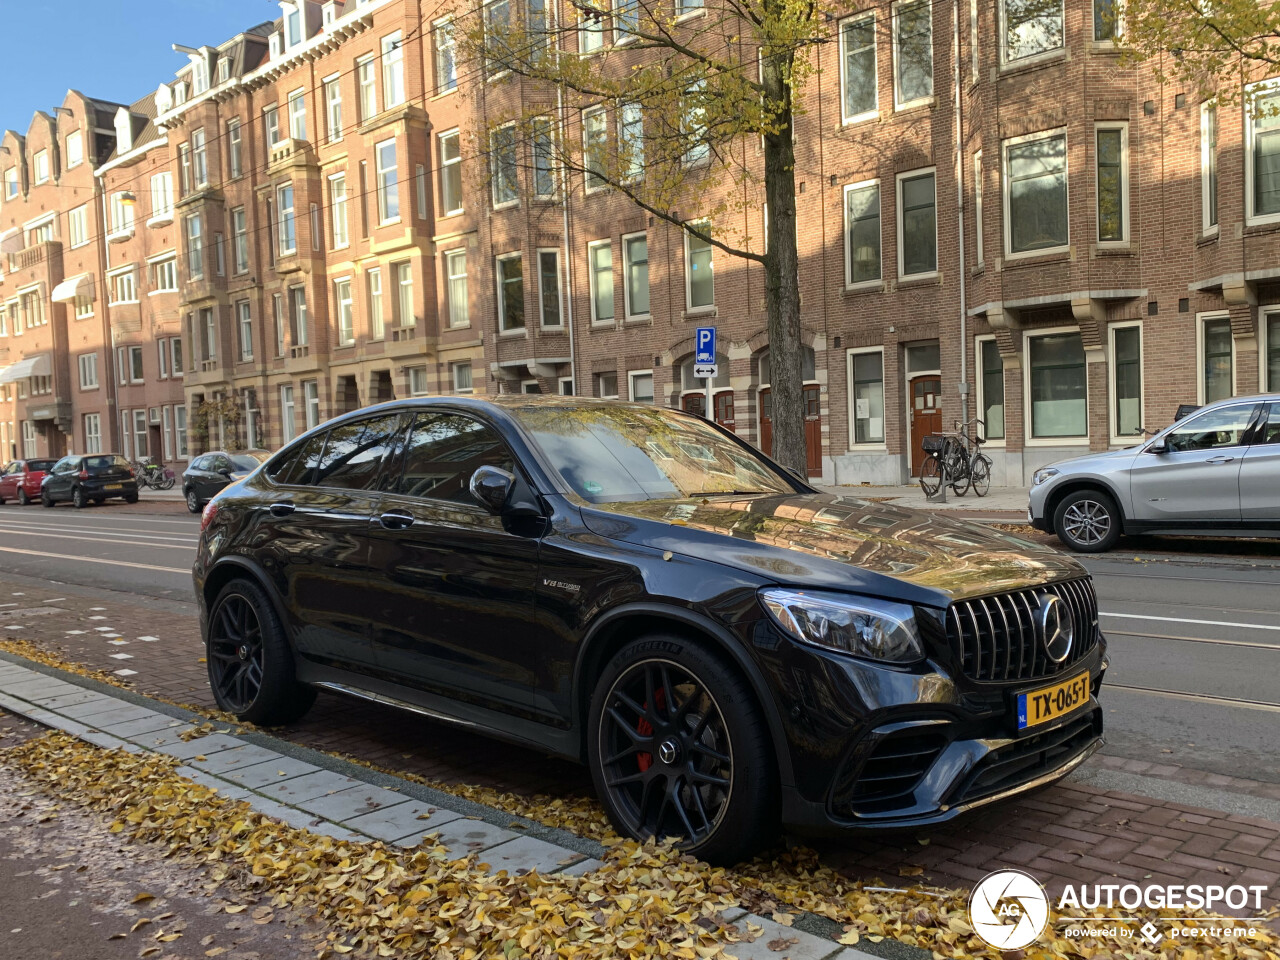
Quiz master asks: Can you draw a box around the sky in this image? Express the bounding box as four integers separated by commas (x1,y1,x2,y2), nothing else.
0,0,276,136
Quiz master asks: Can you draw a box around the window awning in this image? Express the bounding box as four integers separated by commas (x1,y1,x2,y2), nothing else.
0,354,51,383
50,273,92,303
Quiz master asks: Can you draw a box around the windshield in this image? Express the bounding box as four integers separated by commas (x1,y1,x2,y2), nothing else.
230,453,268,471
26,459,55,472
511,404,796,504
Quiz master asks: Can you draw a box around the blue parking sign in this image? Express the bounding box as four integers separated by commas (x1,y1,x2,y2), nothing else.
695,326,716,365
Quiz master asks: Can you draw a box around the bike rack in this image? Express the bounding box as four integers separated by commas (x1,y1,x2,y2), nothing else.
925,458,948,503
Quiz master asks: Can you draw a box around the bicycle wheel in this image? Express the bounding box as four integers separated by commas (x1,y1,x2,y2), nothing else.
971,455,992,497
157,475,176,490
919,455,942,497
947,449,971,497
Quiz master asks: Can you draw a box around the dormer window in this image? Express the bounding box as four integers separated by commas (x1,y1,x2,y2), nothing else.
114,107,134,153
217,57,230,84
286,6,303,47
155,83,174,114
192,58,209,94
270,33,282,59
323,1,340,25
175,80,188,105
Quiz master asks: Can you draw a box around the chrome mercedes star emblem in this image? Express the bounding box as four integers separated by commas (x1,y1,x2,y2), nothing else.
1036,594,1074,663
658,739,680,765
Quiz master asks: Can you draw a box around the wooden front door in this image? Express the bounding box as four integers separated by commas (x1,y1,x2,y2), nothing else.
683,393,706,418
909,375,943,477
758,386,822,476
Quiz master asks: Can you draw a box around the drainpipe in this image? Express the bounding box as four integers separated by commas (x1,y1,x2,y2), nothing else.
952,0,969,428
93,169,121,452
558,82,577,395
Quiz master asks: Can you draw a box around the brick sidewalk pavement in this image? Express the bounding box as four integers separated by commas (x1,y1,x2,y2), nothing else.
2,579,1278,907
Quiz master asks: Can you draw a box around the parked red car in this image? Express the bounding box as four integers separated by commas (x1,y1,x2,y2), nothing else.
0,459,57,505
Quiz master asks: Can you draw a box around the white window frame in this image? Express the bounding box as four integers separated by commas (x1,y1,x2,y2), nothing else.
288,89,307,141
438,129,463,214
376,138,400,224
583,106,608,193
382,31,405,107
895,167,938,279
369,267,385,339
65,130,83,169
622,231,649,320
150,172,174,223
108,266,138,305
280,385,297,443
127,344,145,384
329,172,349,248
581,0,608,53
846,346,887,448
264,103,280,147
324,75,343,143
1093,0,1123,41
617,103,643,182
974,334,1005,447
838,12,878,125
998,0,1065,67
1107,320,1144,444
1095,122,1129,247
175,404,188,459
452,361,474,394
68,204,89,248
628,369,654,403
1022,325,1090,446
434,18,458,93
558,376,574,395
496,252,525,333
843,178,882,288
334,276,355,345
684,221,715,312
186,212,204,278
232,207,248,274
192,128,208,186
395,262,414,328
277,182,296,255
588,239,614,325
1001,129,1069,260
171,337,184,378
1197,311,1236,405
1262,307,1280,392
1201,102,1219,236
409,366,430,396
84,413,101,454
444,249,468,328
33,149,49,184
237,300,254,362
891,0,933,110
148,252,178,294
536,248,563,329
491,124,519,209
303,380,320,430
357,55,377,120
78,353,98,390
973,151,984,265
1245,81,1280,226
228,118,243,178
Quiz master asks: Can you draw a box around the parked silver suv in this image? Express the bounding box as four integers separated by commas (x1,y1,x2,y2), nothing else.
1029,394,1280,552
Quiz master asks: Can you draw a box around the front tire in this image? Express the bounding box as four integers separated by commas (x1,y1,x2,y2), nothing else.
72,487,88,509
971,455,992,497
41,490,55,508
186,488,201,513
587,634,777,864
1054,489,1122,553
206,579,315,725
17,489,29,506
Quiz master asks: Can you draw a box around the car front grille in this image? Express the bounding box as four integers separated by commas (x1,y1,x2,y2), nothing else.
945,578,1099,683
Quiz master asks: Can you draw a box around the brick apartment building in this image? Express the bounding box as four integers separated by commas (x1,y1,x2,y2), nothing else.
1,0,1278,486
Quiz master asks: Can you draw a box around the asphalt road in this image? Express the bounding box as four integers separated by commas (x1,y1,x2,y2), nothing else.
2,500,1278,786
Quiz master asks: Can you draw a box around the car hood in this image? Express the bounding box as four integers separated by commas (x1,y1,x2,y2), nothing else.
1041,445,1140,474
580,492,1085,607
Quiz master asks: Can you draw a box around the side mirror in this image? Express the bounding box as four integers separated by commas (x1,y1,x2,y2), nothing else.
469,465,542,519
1145,438,1169,454
784,465,806,482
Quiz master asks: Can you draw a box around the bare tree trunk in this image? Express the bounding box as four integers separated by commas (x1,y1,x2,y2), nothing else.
760,46,806,477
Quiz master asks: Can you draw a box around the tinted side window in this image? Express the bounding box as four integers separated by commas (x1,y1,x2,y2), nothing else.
1165,404,1256,452
264,442,304,482
283,433,329,486
214,456,233,472
1257,402,1280,445
313,415,400,490
397,413,514,504
192,456,210,471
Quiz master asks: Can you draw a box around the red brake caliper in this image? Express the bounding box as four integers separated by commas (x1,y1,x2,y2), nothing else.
635,688,667,772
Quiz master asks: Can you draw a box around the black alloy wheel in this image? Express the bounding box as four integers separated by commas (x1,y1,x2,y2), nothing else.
17,489,29,506
206,580,315,724
72,486,87,509
186,488,201,513
588,635,776,863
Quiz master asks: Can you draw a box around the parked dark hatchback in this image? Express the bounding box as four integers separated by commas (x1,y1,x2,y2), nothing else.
183,450,270,513
41,454,138,508
194,398,1107,862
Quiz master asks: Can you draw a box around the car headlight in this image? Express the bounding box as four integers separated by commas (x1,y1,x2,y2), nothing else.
759,588,923,663
1032,467,1060,486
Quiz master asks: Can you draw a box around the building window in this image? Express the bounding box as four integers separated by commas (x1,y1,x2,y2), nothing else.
588,240,614,323
439,130,463,214
843,180,881,285
596,372,619,398
897,170,937,277
382,31,404,107
151,256,178,292
1266,312,1280,391
227,119,242,178
623,233,649,318
5,166,19,199
1201,315,1233,403
583,107,608,191
1096,125,1127,243
286,6,303,46
1111,324,1142,439
110,269,137,304
977,337,1005,440
78,353,98,389
186,213,203,278
491,125,519,206
329,174,348,247
288,89,307,140
443,250,468,328
357,56,377,120
151,172,174,219
324,77,342,143
238,300,254,360
409,366,429,396
435,19,457,93
192,128,208,186
376,139,399,223
1004,131,1068,255
133,410,149,459
893,0,933,107
264,104,280,147
200,308,217,361
1028,331,1087,438
452,361,473,393
1094,0,1120,41
1202,103,1218,233
395,262,414,327
496,254,524,332
75,296,93,319
127,344,145,383
840,13,877,123
1000,0,1063,63
973,151,984,265
174,404,188,458
68,205,89,248
280,385,296,443
277,183,296,255
83,414,101,454
683,80,710,165
291,287,309,346
581,0,607,53
368,267,385,338
333,278,354,345
629,371,654,402
179,143,192,196
66,130,83,168
537,249,562,327
33,150,49,184
303,380,320,430
1247,84,1280,222
171,337,184,376
847,349,884,444
530,117,557,198
109,193,135,237
685,221,714,309
231,207,248,273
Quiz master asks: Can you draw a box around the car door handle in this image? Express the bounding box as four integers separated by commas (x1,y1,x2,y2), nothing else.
378,511,415,530
1204,456,1236,464
269,500,296,517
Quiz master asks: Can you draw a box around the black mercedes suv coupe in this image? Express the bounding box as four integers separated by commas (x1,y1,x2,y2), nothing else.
194,397,1106,863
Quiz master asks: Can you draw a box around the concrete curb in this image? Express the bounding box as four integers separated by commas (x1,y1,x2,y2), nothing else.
0,651,923,960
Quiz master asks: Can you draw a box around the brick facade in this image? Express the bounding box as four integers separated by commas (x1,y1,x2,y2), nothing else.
1,0,1278,481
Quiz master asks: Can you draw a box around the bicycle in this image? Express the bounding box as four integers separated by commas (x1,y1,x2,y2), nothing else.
132,458,176,490
919,418,993,498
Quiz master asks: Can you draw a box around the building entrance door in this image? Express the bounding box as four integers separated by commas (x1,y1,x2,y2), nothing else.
759,385,822,476
909,375,942,477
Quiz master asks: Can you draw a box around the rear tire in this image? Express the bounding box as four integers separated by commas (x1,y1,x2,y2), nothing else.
124,493,139,504
206,579,315,725
971,455,992,497
186,488,201,513
17,489,29,506
587,633,777,864
1053,489,1122,553
72,487,87,509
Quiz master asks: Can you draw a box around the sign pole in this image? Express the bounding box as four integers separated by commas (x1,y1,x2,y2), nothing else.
705,374,712,422
694,325,717,423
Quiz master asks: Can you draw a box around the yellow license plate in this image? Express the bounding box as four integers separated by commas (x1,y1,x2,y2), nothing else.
1017,671,1090,730
104,483,122,491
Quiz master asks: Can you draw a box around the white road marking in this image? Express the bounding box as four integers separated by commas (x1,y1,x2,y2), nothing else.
109,653,133,660
1106,682,1280,714
0,545,188,575
0,519,197,541
0,603,15,608
64,631,85,635
137,636,159,642
0,528,196,550
1100,611,1280,633
40,597,66,603
0,514,197,528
